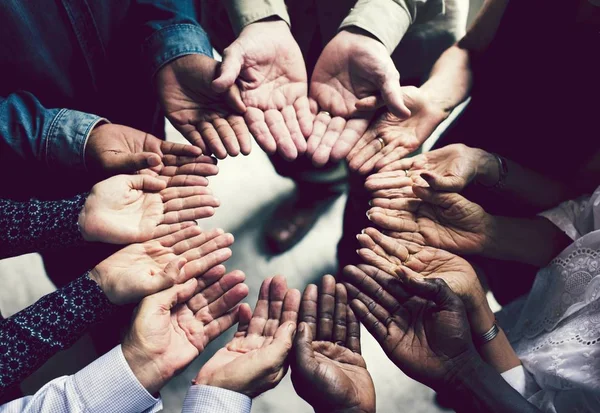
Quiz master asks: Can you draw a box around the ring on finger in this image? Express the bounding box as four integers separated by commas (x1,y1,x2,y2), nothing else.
376,137,385,151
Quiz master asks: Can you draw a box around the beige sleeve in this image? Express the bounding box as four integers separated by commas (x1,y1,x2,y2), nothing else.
339,0,445,53
224,0,290,34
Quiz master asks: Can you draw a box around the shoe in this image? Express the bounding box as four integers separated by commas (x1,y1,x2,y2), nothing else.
265,186,343,254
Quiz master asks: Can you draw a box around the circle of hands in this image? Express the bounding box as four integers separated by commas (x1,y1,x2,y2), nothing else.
76,15,509,410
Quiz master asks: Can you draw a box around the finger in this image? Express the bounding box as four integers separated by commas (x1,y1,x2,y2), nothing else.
203,283,249,320
356,233,389,258
264,275,289,337
282,288,301,325
201,264,227,283
105,152,162,173
333,284,348,345
159,162,219,177
330,117,370,163
367,211,419,233
396,267,463,310
375,147,415,171
180,248,233,281
295,96,314,138
317,274,336,341
371,186,415,200
160,186,212,202
248,278,273,335
160,175,209,187
300,284,318,340
312,117,346,167
348,134,381,173
370,197,421,211
306,111,330,156
412,185,464,209
163,195,220,214
346,125,375,161
357,248,399,275
187,270,246,313
346,307,361,354
152,221,197,239
235,303,253,336
365,226,412,261
129,174,167,192
266,109,298,161
204,305,241,343
349,299,389,343
293,322,318,370
379,157,417,173
213,117,240,157
155,225,203,248
381,77,411,120
228,114,252,155
282,105,307,155
162,207,215,223
364,175,413,192
212,43,244,93
245,108,277,155
225,82,247,114
199,121,228,159
355,95,385,112
180,232,235,261
181,129,207,154
160,141,203,157
171,228,222,255
269,321,296,364
343,264,407,314
145,276,198,311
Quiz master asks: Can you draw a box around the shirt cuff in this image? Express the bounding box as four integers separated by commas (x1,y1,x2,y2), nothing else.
45,109,105,171
143,23,213,79
339,0,414,54
72,345,162,413
501,365,540,400
182,385,252,413
225,0,290,34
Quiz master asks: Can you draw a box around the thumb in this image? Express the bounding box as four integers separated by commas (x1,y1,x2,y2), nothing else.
129,174,168,192
420,171,465,192
149,271,196,313
412,185,463,209
103,152,162,174
396,267,461,310
265,321,296,366
380,76,411,120
225,83,247,114
212,44,244,93
293,322,316,364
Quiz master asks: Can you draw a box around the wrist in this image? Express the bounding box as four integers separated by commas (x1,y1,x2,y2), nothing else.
468,302,496,337
475,150,500,186
122,342,170,395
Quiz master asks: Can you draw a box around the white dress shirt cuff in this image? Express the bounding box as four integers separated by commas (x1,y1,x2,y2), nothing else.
501,365,540,399
72,345,162,413
182,385,252,413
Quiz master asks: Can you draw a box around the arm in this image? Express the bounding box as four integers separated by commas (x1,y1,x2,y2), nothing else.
0,274,117,396
0,92,105,171
0,194,87,259
0,346,160,413
224,0,290,33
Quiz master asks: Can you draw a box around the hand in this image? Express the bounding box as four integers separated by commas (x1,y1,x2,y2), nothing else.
89,226,234,304
307,29,410,167
347,86,448,174
78,174,220,244
213,20,313,161
85,123,220,181
343,264,478,391
366,185,492,255
356,227,487,312
194,276,300,397
122,271,249,394
157,54,252,159
291,275,375,413
375,144,499,190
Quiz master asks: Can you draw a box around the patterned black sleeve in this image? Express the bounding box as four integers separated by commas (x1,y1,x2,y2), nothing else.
0,272,117,395
0,193,88,259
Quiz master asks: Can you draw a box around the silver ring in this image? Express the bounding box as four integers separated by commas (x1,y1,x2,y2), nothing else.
376,137,385,151
319,111,331,118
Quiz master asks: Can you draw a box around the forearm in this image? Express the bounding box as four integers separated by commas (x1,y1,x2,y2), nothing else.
483,215,571,267
0,273,117,395
441,354,541,413
0,194,88,259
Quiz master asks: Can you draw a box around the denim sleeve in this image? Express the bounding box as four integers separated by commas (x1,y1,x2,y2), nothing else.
132,0,213,79
0,92,105,171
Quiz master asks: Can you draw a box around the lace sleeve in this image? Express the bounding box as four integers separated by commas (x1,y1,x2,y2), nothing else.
538,188,599,240
0,193,88,259
0,273,117,396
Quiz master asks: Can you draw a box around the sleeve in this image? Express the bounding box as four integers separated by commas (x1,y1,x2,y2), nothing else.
538,187,600,241
0,346,161,413
338,0,445,54
0,274,117,396
182,385,252,413
0,92,106,171
130,0,213,78
0,193,88,260
501,366,541,400
224,0,290,33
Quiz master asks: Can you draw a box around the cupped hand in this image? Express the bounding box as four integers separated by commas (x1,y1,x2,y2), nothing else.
122,272,248,394
85,123,206,175
291,275,375,413
78,174,220,244
366,185,492,255
90,226,234,304
307,29,410,167
194,275,301,398
356,227,487,312
347,86,447,175
377,143,498,190
213,20,313,161
343,264,477,391
157,54,252,159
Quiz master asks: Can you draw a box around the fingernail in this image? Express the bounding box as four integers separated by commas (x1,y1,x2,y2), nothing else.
298,323,305,333
356,234,361,240
356,249,360,255
366,212,372,220
368,200,373,206
361,228,366,234
288,323,296,332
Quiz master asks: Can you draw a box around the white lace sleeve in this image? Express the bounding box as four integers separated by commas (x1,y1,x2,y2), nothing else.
501,365,540,399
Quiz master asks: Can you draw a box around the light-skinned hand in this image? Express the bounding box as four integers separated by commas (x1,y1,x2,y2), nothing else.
157,54,252,159
213,20,313,161
122,274,248,395
291,275,375,413
89,226,234,305
194,275,301,397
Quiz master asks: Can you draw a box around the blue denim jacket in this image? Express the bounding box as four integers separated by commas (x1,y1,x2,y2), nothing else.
0,0,212,173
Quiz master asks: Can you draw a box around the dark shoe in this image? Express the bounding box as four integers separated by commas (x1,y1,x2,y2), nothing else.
265,186,343,254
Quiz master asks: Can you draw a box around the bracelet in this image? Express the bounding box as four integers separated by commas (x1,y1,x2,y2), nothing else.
492,153,508,189
474,322,500,346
